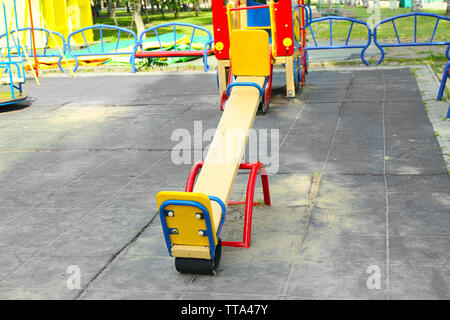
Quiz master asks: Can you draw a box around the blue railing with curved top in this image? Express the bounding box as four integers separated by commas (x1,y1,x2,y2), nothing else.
0,61,26,102
137,22,214,72
437,60,449,101
307,16,372,66
0,27,66,61
373,13,450,65
64,24,138,73
159,196,226,259
298,4,312,30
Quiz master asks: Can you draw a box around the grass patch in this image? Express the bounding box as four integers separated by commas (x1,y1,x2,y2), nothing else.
94,6,448,43
307,7,449,42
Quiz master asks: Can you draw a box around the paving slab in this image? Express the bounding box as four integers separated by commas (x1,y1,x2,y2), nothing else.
0,67,448,300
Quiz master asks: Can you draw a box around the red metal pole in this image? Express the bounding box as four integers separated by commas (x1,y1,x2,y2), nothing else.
185,161,203,192
27,0,38,78
185,161,271,249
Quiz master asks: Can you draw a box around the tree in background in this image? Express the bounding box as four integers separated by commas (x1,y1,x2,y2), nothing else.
133,0,146,35
411,0,422,12
373,0,380,9
192,0,201,16
107,0,119,25
93,0,208,23
390,0,397,11
446,0,450,16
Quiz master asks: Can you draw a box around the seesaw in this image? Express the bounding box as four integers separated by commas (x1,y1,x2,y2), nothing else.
156,0,309,275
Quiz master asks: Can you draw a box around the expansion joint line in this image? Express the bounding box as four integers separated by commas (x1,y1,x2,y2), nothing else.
381,71,391,298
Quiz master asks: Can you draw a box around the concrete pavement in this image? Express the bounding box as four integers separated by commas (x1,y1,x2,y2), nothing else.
0,68,448,299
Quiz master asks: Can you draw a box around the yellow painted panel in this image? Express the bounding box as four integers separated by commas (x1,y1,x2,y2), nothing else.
67,0,93,43
41,0,69,41
230,30,270,77
156,191,217,247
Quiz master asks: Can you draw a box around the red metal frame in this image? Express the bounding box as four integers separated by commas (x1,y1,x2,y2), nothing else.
273,0,295,57
211,0,296,60
185,161,271,248
211,0,230,60
135,49,214,58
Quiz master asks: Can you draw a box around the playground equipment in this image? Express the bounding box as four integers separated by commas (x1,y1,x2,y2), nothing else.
372,13,450,65
214,0,309,99
307,16,372,66
64,24,138,73
0,0,31,107
135,23,214,73
0,0,93,48
156,0,309,275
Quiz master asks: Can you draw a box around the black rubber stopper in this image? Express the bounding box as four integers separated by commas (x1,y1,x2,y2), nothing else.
174,239,222,276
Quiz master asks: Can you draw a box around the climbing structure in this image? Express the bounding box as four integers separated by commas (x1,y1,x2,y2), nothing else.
156,0,309,275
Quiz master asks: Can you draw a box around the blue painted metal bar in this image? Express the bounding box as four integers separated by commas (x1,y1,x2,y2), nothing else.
329,19,333,47
115,30,122,52
43,31,50,55
208,196,226,237
2,3,14,100
392,20,400,44
414,15,417,44
437,61,449,101
65,25,138,73
430,18,440,42
307,16,372,66
0,28,66,58
308,24,318,47
154,29,163,51
188,27,196,51
100,28,104,53
298,4,311,30
138,22,214,73
80,31,90,53
139,22,213,48
226,82,264,97
373,13,450,65
345,21,354,46
173,25,177,51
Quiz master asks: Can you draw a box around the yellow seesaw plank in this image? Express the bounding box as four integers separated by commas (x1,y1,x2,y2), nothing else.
193,76,265,230
171,76,265,259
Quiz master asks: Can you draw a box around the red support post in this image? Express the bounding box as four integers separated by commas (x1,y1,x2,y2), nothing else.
185,162,271,249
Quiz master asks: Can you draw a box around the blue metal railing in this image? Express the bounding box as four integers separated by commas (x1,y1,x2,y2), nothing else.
159,196,226,259
137,22,214,72
307,16,373,66
64,25,138,73
0,27,66,61
298,4,312,30
0,1,28,106
373,13,450,65
0,61,26,101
